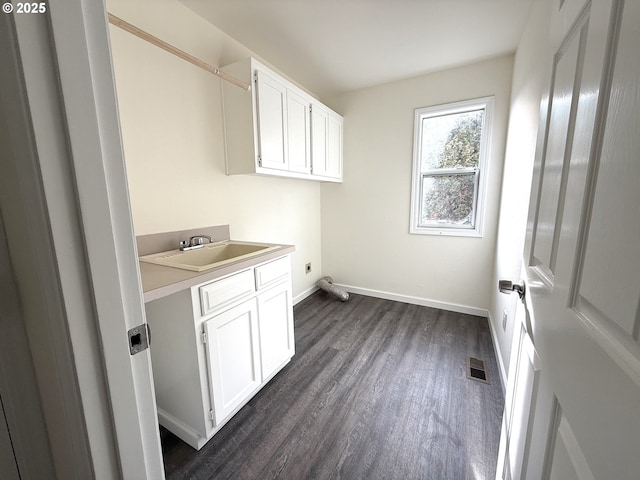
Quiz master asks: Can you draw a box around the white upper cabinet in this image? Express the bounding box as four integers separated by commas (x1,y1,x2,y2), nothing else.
255,70,288,171
311,101,343,179
286,89,311,174
221,58,342,182
310,104,327,175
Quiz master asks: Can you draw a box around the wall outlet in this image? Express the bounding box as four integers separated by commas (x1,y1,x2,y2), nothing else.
502,310,508,331
305,262,312,274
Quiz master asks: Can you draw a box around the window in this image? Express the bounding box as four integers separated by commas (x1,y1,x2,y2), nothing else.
410,97,493,237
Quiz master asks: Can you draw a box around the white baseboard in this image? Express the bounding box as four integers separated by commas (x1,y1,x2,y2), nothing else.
158,408,206,450
487,312,507,393
293,285,319,305
332,284,488,318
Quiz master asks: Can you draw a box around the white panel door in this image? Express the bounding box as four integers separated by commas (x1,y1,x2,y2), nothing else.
497,1,640,478
204,300,261,426
256,70,288,171
257,281,295,380
287,89,311,174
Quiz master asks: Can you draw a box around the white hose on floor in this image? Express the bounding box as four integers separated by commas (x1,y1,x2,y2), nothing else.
317,276,349,302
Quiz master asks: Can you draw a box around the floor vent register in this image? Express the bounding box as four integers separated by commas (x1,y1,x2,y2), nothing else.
467,357,490,384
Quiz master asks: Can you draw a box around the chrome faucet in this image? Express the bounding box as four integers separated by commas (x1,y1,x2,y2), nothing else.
179,234,213,251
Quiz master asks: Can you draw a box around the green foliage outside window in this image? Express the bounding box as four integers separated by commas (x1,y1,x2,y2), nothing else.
438,115,482,168
421,112,483,226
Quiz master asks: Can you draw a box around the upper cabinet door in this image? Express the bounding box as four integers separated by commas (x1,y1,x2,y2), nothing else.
286,90,311,174
311,102,343,180
255,70,288,171
310,104,328,176
326,112,343,179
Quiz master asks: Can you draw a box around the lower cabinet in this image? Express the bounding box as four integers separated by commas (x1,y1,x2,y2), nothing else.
145,255,294,450
257,281,295,381
204,299,261,426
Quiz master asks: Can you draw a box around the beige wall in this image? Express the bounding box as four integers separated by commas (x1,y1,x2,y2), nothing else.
321,56,514,314
107,0,322,300
489,0,553,381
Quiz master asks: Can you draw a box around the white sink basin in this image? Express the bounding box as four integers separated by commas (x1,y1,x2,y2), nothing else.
139,241,278,272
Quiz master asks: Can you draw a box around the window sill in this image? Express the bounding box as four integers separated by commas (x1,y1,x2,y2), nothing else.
409,226,483,238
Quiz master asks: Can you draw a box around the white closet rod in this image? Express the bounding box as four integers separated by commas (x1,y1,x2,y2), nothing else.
107,13,251,91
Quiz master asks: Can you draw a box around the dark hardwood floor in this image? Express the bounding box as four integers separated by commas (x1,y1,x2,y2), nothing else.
161,292,504,480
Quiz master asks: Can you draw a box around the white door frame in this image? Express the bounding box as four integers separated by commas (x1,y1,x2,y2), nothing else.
0,1,164,478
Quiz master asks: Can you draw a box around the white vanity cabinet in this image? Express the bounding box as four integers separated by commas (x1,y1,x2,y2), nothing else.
221,57,342,182
144,255,294,449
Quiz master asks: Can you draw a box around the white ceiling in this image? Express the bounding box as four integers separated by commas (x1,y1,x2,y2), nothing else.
180,0,536,98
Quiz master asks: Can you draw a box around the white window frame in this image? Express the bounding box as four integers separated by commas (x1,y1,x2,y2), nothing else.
410,96,494,237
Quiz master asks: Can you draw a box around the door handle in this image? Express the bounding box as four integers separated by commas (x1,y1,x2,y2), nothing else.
498,280,526,301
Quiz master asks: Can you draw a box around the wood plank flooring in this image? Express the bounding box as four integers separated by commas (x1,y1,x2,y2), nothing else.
161,292,504,480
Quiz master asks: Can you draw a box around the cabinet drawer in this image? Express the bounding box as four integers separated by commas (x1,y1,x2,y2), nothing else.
200,269,255,316
255,257,290,290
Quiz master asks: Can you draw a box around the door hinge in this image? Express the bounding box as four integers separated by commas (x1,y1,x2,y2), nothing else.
254,72,258,83
258,154,262,167
208,409,214,421
128,323,151,355
201,331,207,344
